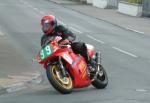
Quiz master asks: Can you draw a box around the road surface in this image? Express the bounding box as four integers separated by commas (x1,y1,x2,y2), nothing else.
0,0,150,103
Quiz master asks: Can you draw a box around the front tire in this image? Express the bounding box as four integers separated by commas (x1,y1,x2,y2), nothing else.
92,65,108,89
46,65,73,94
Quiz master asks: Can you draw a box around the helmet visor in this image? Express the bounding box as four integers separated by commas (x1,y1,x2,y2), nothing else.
42,21,52,32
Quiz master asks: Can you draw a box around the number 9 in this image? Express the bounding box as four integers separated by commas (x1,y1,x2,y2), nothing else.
46,46,51,55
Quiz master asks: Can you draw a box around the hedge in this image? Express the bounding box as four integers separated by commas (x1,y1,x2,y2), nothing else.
127,0,142,4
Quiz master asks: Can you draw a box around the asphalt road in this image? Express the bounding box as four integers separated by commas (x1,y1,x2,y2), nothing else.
0,0,150,103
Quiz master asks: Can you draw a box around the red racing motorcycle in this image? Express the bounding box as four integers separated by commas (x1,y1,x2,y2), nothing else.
37,36,108,94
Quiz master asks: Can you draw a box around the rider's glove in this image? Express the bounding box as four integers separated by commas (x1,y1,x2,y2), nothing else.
60,39,70,45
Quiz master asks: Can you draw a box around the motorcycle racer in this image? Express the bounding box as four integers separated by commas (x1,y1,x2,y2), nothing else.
40,15,94,70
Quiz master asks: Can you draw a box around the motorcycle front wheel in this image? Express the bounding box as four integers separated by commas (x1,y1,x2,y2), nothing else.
46,65,73,94
92,65,108,89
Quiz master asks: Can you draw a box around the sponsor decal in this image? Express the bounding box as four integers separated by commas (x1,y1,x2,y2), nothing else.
63,53,73,64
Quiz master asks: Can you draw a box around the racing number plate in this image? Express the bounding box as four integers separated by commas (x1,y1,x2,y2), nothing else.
40,44,53,60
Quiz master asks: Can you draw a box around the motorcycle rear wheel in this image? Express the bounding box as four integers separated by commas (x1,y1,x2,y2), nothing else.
46,65,73,94
92,65,108,89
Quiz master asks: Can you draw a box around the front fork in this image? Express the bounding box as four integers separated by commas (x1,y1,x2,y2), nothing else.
95,52,102,65
58,57,67,77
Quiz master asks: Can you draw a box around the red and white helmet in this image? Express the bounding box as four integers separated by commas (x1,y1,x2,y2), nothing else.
41,15,57,35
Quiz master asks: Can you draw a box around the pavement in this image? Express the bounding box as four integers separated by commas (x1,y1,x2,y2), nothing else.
0,32,42,95
49,0,150,36
49,0,82,5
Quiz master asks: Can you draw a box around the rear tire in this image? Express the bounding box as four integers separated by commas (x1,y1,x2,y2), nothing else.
92,65,108,89
46,65,73,94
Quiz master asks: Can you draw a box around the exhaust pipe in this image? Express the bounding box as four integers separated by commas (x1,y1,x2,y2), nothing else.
91,52,102,81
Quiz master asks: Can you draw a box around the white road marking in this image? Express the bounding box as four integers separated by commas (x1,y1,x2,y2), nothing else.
19,0,42,14
19,0,60,23
136,89,147,92
69,27,82,34
57,20,67,25
87,35,105,44
33,7,38,11
6,82,27,93
20,0,31,8
19,0,23,3
0,30,4,36
126,27,144,34
8,75,32,80
112,47,138,58
70,24,91,33
39,11,45,15
27,4,33,8
21,0,29,5
33,58,38,62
